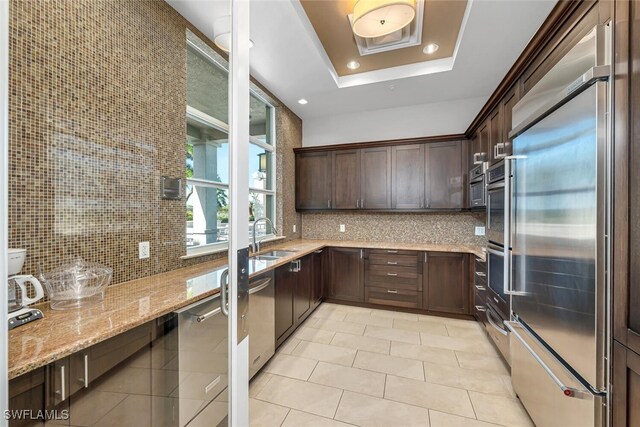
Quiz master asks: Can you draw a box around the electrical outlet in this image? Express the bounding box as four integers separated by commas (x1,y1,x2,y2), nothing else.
475,226,486,236
139,241,150,259
293,224,297,233
339,224,346,233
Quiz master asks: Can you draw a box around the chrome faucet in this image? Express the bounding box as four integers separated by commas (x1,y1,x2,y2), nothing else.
251,217,277,254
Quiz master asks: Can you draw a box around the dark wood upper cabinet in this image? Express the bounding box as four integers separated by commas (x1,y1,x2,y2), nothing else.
501,85,519,158
475,123,490,165
423,252,469,314
296,151,332,210
328,248,364,302
332,150,360,209
425,141,463,209
392,144,425,209
488,108,502,165
360,146,391,209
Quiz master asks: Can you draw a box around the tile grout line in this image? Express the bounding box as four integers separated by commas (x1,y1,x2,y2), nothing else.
332,389,345,420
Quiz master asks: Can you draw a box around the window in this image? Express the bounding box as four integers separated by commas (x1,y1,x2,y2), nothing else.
185,39,276,255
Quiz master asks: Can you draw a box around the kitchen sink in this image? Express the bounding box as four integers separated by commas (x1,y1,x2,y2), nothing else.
250,250,297,262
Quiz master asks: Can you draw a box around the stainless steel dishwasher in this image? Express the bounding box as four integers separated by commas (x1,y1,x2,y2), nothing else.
248,270,275,378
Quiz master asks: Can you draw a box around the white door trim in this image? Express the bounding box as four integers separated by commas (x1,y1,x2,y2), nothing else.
0,0,10,423
227,0,250,424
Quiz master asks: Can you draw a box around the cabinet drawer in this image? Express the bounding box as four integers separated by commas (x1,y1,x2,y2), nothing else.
365,264,420,290
474,256,487,274
367,253,418,267
365,286,422,309
367,249,418,257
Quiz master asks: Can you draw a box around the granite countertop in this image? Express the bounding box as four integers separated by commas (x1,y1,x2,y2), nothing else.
8,239,484,380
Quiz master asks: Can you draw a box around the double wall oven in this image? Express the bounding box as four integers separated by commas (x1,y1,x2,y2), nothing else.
485,160,510,362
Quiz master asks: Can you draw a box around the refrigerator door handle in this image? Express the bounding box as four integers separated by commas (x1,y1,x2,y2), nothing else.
506,321,604,399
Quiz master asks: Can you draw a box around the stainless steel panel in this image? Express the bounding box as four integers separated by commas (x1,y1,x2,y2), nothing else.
175,295,228,426
248,272,275,379
511,82,607,389
507,321,603,427
485,302,510,364
487,244,508,316
512,27,597,132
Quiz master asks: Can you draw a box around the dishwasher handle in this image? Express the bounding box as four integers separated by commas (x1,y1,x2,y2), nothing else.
196,306,222,323
248,278,272,295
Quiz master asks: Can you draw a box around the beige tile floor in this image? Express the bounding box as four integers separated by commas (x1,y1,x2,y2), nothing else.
249,303,534,427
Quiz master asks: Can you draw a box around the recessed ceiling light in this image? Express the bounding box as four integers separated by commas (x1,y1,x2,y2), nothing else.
423,43,439,55
298,98,308,105
347,60,361,70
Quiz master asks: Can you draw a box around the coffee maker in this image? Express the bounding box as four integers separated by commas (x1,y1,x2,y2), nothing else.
8,249,44,329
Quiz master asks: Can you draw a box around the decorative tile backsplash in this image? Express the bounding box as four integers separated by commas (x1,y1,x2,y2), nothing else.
8,0,301,285
301,211,487,246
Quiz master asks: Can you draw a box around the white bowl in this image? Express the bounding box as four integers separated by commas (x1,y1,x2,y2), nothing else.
8,248,26,276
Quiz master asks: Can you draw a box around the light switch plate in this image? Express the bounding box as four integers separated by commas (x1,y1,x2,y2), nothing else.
139,241,150,259
339,224,346,233
475,226,486,236
293,224,297,233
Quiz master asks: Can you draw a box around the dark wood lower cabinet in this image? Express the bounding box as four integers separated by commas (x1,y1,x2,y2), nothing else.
294,255,313,323
423,252,470,315
311,250,324,307
275,261,297,346
8,317,177,427
613,342,640,426
327,248,364,302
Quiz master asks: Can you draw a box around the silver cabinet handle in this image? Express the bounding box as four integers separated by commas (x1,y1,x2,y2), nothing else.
196,306,222,322
58,364,66,401
314,250,323,254
386,250,398,254
249,278,272,295
475,257,484,263
360,249,364,259
327,200,331,208
475,271,486,277
83,354,89,388
475,305,486,312
387,289,398,294
387,273,398,276
356,199,359,208
475,285,486,291
220,269,229,317
387,261,398,265
486,308,508,336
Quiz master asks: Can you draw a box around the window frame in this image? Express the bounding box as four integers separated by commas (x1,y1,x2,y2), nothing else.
185,40,276,257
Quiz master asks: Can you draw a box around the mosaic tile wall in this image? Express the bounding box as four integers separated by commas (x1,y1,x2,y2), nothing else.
8,0,301,285
301,211,488,247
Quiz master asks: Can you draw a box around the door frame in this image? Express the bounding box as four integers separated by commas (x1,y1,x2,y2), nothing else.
227,0,250,424
1,0,10,422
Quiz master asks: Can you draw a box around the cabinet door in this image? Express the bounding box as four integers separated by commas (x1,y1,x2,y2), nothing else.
296,151,332,210
328,248,364,302
501,86,519,158
294,255,313,323
312,250,324,306
392,144,425,209
425,141,463,209
275,262,296,345
360,147,391,209
613,342,640,427
423,252,470,314
332,150,360,209
8,367,48,427
475,123,489,164
488,108,502,165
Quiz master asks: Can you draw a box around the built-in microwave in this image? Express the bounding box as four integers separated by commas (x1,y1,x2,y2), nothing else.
469,163,486,208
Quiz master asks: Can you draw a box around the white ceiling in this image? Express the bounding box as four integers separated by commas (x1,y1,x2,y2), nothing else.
168,0,557,122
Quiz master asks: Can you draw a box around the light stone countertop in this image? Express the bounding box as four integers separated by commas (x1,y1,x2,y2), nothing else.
8,239,485,380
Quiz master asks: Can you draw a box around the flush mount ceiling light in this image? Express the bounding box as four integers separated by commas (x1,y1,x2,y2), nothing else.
423,43,439,54
298,98,308,105
213,15,254,53
347,60,361,70
352,0,416,39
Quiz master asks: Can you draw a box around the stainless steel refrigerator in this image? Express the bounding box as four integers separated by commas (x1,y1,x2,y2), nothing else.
504,25,610,427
